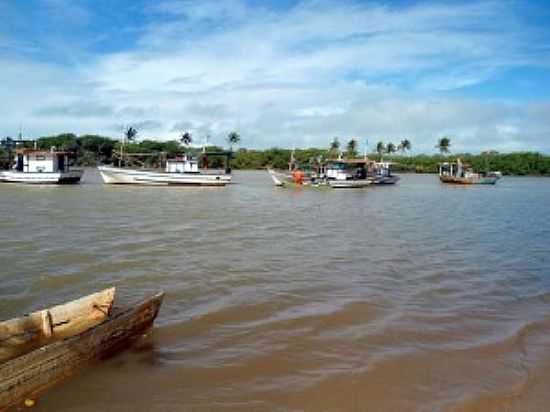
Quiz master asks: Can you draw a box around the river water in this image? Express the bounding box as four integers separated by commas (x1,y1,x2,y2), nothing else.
1,170,550,412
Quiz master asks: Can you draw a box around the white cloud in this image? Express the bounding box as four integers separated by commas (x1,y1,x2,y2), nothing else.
0,0,549,152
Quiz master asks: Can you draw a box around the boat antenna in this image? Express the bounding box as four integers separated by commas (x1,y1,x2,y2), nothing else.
18,124,22,141
363,138,368,160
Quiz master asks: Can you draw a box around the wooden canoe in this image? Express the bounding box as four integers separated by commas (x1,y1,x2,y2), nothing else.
0,291,164,411
0,288,115,363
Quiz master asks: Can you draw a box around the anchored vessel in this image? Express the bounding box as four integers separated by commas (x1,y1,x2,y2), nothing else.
324,159,372,188
0,148,83,184
269,157,402,189
98,152,232,186
439,158,500,185
0,288,164,411
370,161,400,185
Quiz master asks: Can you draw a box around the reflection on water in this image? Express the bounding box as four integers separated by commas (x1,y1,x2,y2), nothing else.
1,170,550,411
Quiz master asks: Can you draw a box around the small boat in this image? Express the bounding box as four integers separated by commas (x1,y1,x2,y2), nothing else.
0,288,115,363
0,290,164,411
439,159,499,185
370,161,400,185
98,152,232,186
0,148,83,184
269,157,373,189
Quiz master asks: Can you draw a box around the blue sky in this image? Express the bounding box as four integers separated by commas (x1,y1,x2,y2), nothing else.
1,0,550,152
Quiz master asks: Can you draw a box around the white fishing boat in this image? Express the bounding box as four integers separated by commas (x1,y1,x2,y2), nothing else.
98,153,231,186
325,159,371,188
0,148,83,184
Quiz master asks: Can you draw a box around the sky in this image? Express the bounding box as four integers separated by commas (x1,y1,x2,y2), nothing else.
1,0,550,153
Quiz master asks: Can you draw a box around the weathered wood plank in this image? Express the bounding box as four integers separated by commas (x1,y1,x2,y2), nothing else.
0,292,163,412
0,288,115,363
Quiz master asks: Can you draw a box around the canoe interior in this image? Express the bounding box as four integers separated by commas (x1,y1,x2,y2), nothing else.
0,288,115,363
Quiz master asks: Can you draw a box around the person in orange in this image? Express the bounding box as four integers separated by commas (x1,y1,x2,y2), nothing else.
292,169,304,185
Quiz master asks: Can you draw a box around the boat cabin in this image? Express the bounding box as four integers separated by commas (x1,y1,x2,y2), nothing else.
439,158,472,178
374,161,395,177
165,155,199,173
13,148,71,173
325,159,369,181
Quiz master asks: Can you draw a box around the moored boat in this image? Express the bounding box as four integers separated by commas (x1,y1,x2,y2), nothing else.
439,159,499,185
0,148,83,184
98,152,232,186
370,161,400,185
268,158,372,189
324,159,371,188
98,165,231,186
0,290,164,411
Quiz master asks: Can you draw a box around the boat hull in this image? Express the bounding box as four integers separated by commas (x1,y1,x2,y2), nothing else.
440,175,498,185
98,166,231,186
0,170,83,184
370,175,400,185
0,292,164,411
0,288,115,363
268,170,370,189
328,180,371,188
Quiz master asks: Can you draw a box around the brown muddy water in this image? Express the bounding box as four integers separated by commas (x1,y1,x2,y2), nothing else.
1,170,550,412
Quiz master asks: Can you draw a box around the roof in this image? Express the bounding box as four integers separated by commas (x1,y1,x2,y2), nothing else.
326,158,373,165
15,148,71,155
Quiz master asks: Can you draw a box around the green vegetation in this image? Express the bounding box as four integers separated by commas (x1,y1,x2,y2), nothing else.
0,146,9,169
1,132,549,175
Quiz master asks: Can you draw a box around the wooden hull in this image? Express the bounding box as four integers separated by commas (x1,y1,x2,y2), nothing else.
440,175,498,185
0,292,164,411
98,166,230,186
0,288,115,363
0,170,83,184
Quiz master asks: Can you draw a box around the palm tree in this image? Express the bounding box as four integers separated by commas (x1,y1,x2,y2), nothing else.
227,131,241,151
436,137,451,154
399,139,411,155
386,142,397,156
124,126,137,143
180,131,192,148
376,141,386,158
329,137,340,158
346,139,358,159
